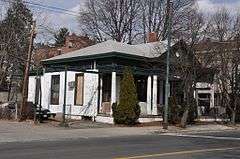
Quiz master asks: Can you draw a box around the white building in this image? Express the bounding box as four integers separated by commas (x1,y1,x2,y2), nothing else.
28,40,214,123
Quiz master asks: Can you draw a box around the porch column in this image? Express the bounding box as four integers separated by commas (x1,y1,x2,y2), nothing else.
147,76,152,115
111,72,117,115
195,89,198,106
100,76,103,109
210,85,215,108
195,89,201,116
152,75,158,115
97,74,103,114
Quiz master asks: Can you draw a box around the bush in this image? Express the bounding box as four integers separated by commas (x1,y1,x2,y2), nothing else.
168,96,182,124
167,96,197,125
112,67,140,125
0,107,12,120
187,98,198,124
236,107,240,123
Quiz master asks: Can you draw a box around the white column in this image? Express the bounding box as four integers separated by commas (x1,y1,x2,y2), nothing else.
210,85,215,108
196,90,201,116
93,60,97,69
147,76,152,115
152,75,158,115
99,76,103,113
111,72,117,115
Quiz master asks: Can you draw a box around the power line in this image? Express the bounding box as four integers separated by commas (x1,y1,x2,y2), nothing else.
0,0,79,17
23,1,79,17
24,1,78,14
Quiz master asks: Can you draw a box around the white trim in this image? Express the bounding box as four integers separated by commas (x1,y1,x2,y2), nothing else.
95,115,163,124
147,76,152,115
110,72,117,115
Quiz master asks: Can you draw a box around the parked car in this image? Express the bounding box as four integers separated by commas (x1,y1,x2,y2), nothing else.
26,102,56,121
35,107,56,121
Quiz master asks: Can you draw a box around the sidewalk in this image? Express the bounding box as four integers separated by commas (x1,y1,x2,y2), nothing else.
0,120,160,143
154,123,238,134
0,120,238,143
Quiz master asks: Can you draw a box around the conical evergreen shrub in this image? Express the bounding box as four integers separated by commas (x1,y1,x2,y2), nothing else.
112,67,140,125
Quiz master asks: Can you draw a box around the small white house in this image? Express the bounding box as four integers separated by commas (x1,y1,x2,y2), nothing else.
28,40,214,124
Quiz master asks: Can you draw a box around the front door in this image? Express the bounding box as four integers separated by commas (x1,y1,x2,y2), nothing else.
101,74,111,114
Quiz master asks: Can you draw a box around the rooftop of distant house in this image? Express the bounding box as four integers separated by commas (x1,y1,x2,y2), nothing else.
195,38,240,53
33,33,95,66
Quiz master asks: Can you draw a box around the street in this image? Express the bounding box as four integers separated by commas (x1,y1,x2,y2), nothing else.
0,131,240,159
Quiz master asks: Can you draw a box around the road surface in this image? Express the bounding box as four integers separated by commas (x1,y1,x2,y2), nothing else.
0,130,240,159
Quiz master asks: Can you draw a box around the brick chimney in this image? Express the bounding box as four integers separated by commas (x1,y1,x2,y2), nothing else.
147,32,158,43
65,33,78,48
65,35,71,48
57,49,62,55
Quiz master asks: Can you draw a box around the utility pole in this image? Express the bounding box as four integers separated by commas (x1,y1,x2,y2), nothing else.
20,20,36,121
60,65,68,127
163,0,172,130
34,67,39,124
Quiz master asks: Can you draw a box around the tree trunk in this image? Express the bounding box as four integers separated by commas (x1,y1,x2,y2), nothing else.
180,108,189,128
231,111,236,125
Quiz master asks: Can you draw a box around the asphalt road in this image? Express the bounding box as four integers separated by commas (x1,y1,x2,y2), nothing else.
0,131,240,159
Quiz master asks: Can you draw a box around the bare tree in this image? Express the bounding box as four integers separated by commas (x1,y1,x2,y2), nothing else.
140,0,165,42
177,7,205,47
168,41,198,128
206,8,234,41
124,0,197,43
79,0,141,43
201,8,240,124
140,0,196,42
79,0,196,43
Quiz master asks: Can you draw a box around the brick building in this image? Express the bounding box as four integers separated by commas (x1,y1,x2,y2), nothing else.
33,34,95,66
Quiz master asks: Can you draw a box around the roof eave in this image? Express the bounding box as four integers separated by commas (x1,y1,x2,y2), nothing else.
41,52,152,65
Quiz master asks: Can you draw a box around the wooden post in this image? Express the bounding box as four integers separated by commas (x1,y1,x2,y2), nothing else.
19,21,36,121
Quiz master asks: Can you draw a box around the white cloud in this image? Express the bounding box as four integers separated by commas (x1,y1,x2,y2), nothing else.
58,4,81,33
32,4,81,43
197,0,240,14
35,4,81,37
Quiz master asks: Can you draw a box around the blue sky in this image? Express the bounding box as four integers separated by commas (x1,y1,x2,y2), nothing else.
29,0,83,31
22,0,239,42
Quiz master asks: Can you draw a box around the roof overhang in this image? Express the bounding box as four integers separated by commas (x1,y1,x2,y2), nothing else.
42,51,152,65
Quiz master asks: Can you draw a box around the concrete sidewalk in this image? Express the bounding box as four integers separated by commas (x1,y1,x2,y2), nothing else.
0,120,160,143
0,120,237,143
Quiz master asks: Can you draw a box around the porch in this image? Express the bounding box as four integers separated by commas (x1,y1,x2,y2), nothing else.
95,71,167,123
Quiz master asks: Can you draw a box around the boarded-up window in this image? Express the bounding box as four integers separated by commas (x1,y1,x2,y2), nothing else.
50,75,60,105
75,74,84,105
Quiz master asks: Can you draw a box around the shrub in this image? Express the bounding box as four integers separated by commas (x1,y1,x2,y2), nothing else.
168,96,182,124
0,106,14,120
112,67,140,125
167,96,197,125
187,98,198,124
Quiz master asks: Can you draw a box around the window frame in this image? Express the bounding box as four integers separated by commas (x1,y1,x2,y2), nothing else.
74,73,84,106
102,74,111,102
50,75,60,105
